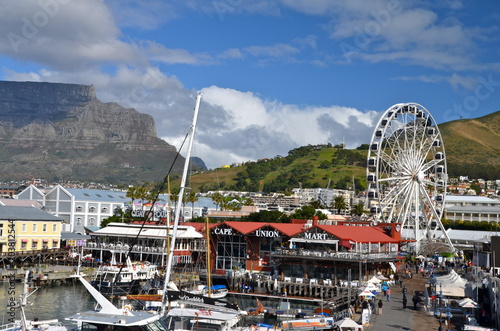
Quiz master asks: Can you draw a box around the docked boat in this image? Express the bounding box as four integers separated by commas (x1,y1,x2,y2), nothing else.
90,255,159,295
159,93,246,330
65,275,170,330
186,284,229,299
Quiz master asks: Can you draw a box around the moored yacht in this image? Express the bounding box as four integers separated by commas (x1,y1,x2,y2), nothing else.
65,275,169,330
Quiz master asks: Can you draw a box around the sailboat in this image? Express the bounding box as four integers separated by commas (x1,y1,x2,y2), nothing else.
186,217,228,299
160,93,246,330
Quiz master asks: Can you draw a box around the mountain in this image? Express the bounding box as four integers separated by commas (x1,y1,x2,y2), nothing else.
439,111,500,180
0,81,201,184
187,112,500,193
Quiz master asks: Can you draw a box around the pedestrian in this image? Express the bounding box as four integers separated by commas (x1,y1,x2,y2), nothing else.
403,286,407,296
403,296,407,309
386,288,391,301
438,323,444,331
413,295,418,309
377,299,383,315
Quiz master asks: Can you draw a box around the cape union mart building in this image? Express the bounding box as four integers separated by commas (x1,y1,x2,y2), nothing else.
189,218,403,283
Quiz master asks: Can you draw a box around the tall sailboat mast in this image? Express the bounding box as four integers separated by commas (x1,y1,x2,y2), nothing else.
161,92,202,315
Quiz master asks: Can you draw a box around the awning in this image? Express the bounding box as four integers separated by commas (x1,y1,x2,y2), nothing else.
22,239,28,243
52,239,59,242
32,239,39,242
43,239,49,242
340,240,352,248
173,250,191,256
290,238,339,245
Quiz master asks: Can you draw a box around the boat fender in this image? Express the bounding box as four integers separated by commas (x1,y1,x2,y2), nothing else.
123,305,132,314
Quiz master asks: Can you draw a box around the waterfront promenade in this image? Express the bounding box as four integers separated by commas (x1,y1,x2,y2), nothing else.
357,274,443,331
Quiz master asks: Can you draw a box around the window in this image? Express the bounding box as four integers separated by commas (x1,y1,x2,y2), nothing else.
32,224,37,232
21,241,28,249
76,217,82,226
89,206,96,213
101,207,108,213
215,233,246,271
89,218,96,226
42,224,47,232
22,224,27,232
53,224,57,232
31,240,38,249
0,223,2,236
76,205,83,212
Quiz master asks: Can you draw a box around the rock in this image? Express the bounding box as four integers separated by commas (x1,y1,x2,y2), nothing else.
0,81,201,184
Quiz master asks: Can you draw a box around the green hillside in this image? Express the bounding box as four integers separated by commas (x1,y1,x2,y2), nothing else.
439,111,500,179
185,111,500,193
189,145,368,193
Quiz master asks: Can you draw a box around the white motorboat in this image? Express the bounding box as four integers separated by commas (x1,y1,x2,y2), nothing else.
65,275,170,330
90,255,159,294
186,284,229,299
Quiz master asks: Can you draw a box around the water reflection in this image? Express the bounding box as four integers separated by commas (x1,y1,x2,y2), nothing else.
0,281,95,326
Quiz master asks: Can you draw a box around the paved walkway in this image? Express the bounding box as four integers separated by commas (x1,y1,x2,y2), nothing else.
354,275,444,331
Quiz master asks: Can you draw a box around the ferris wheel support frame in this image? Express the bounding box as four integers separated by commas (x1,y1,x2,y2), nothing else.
366,102,455,254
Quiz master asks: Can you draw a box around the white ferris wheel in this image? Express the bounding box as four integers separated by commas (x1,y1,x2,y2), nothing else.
366,103,454,253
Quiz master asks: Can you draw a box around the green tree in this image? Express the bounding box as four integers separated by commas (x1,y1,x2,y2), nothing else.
211,192,223,210
350,202,367,216
185,191,198,219
241,210,290,223
332,195,348,214
290,206,327,220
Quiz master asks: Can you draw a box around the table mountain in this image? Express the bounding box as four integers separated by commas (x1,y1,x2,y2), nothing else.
0,81,202,184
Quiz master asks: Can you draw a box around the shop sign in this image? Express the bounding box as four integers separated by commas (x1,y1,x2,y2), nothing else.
304,232,328,240
214,228,233,235
131,210,168,218
255,229,280,238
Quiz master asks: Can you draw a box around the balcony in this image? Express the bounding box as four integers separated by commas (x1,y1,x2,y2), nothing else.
271,248,399,262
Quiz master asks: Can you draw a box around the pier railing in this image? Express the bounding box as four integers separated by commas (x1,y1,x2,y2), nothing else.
271,248,398,261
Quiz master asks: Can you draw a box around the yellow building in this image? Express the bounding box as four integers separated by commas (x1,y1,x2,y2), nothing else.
0,206,63,253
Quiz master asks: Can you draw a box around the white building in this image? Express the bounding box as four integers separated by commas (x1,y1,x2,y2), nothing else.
444,195,500,223
18,185,128,232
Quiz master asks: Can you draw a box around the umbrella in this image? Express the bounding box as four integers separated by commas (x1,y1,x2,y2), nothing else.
335,317,364,330
458,298,480,309
376,275,388,280
416,255,426,259
359,290,375,297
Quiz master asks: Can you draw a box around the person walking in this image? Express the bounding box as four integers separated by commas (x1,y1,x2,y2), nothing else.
377,299,383,315
386,288,391,301
413,294,418,309
403,296,407,309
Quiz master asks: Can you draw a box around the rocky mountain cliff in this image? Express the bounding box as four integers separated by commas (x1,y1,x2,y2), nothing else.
0,81,198,184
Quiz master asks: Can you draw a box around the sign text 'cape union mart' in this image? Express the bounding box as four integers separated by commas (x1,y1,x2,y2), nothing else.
213,228,332,240
214,228,281,238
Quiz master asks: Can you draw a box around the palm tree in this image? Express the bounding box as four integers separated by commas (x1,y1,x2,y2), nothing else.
211,192,223,211
126,186,140,206
186,191,198,219
350,202,367,216
332,195,348,215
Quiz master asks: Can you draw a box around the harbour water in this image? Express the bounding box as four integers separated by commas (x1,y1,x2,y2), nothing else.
1,278,325,328
0,281,95,327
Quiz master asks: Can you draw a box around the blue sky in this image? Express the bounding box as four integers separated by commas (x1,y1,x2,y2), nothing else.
0,0,499,168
